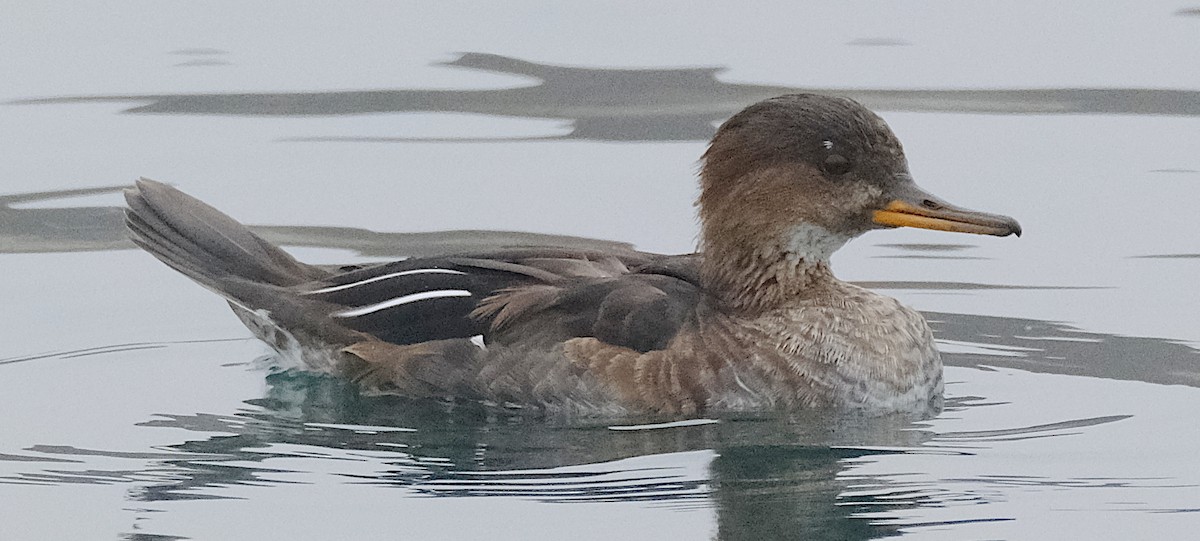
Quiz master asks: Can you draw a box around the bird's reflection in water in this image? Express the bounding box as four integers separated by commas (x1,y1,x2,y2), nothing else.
4,351,1135,540
121,368,938,540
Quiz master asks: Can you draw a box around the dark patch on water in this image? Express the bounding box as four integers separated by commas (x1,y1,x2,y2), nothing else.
875,243,977,252
1148,168,1198,174
14,53,1200,143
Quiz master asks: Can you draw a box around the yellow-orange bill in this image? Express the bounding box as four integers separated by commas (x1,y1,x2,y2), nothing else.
872,200,1021,237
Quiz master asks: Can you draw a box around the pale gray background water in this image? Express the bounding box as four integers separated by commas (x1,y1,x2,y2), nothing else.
2,2,1199,540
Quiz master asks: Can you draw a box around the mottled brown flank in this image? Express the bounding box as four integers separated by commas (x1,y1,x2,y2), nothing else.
559,280,938,414
340,339,480,398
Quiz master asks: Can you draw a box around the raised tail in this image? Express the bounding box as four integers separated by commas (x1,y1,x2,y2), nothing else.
124,178,328,292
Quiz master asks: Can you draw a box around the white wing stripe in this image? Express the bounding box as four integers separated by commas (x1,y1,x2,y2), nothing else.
332,289,472,318
304,268,466,295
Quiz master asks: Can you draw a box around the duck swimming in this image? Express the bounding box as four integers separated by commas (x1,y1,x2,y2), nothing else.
125,93,1020,416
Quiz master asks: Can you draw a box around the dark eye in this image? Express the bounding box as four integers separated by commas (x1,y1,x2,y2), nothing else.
821,154,852,175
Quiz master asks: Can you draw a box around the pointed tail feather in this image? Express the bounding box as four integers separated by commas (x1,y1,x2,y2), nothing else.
124,178,328,290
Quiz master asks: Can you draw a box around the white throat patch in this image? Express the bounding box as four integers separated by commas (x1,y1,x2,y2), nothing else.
783,223,850,264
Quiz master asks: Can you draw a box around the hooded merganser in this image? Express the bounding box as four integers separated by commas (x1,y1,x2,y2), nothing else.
125,94,1020,416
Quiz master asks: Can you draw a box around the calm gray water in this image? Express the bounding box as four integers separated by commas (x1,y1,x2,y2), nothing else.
3,2,1199,540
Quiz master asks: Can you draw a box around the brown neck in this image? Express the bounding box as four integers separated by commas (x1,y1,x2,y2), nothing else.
696,163,855,314
699,228,840,315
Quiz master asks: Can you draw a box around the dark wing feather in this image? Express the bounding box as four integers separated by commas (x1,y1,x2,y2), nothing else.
482,254,706,353
591,274,703,352
296,249,658,346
